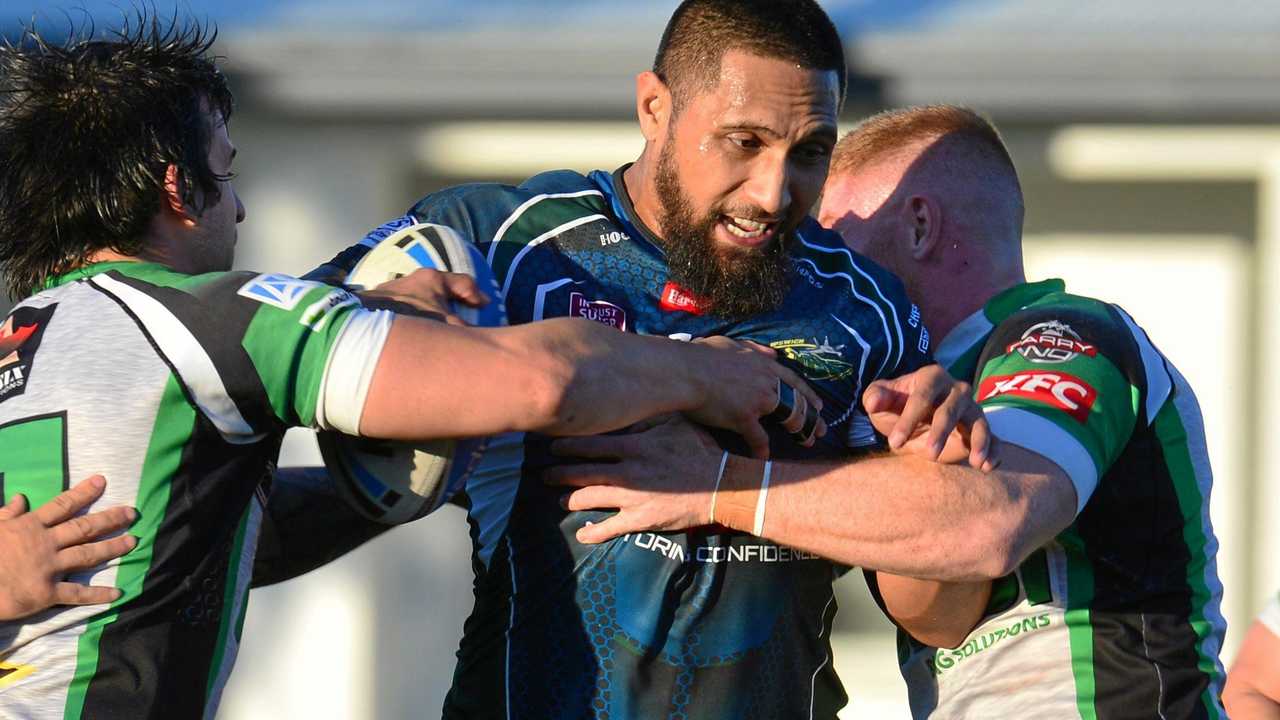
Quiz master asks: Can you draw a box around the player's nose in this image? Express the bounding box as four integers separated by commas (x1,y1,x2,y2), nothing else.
745,156,792,218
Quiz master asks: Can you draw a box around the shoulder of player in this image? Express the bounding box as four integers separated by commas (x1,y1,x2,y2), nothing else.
793,220,914,308
988,290,1153,382
107,267,342,320
407,170,609,244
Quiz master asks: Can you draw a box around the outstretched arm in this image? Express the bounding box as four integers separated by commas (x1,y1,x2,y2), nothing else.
359,317,822,458
550,418,1072,581
251,467,391,588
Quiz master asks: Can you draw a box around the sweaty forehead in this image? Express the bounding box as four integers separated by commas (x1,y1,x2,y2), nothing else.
694,52,839,136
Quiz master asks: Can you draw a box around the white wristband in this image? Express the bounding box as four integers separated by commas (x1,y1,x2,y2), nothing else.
709,451,729,525
752,461,772,536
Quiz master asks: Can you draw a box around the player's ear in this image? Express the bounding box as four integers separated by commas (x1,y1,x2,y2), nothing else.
163,164,197,227
635,71,671,144
904,194,941,261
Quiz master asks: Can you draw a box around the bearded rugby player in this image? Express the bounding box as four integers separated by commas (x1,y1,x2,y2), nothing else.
305,2,993,717
0,17,813,718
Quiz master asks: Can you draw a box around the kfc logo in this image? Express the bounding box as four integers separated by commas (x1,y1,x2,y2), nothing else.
1007,320,1096,364
569,292,627,330
979,372,1097,423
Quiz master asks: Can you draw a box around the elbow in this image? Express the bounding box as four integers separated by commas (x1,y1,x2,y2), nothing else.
965,511,1035,580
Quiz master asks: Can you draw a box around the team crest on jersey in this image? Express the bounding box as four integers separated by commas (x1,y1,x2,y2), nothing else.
237,274,315,311
569,292,627,330
0,305,55,403
771,337,855,381
1007,320,1096,364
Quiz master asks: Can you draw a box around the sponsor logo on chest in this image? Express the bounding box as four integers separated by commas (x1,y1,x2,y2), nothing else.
569,291,627,330
979,372,1097,423
659,281,709,315
0,305,55,404
1007,320,1096,364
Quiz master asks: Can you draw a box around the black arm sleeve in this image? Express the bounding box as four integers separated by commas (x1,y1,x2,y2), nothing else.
252,467,392,588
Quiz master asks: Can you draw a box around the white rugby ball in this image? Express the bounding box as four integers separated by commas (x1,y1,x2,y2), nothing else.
317,219,506,524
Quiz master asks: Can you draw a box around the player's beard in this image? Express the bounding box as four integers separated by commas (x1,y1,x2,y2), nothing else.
654,145,792,321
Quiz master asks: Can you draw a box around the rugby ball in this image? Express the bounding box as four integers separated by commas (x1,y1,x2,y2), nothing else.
317,219,506,524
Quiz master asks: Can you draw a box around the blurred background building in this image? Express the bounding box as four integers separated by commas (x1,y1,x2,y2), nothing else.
5,1,1280,717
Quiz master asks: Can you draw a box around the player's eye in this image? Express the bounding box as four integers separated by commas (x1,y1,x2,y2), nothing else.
728,134,763,151
794,144,831,165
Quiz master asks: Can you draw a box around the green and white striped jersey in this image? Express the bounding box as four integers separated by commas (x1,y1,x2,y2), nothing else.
898,279,1227,719
0,262,388,719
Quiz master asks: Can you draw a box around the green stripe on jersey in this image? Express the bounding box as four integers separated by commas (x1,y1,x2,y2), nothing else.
206,504,253,701
64,376,190,719
1153,401,1227,718
1059,531,1098,720
239,283,358,427
488,193,610,289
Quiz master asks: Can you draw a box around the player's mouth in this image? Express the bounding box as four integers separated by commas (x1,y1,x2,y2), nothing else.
717,215,778,248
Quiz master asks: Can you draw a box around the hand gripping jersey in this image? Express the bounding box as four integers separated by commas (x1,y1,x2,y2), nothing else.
0,262,390,719
323,167,931,719
897,279,1227,719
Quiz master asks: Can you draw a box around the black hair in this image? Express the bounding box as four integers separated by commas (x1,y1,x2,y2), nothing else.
0,12,233,297
653,0,847,110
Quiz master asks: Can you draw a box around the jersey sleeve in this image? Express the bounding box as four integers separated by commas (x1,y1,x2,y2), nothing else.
302,183,518,285
225,272,390,431
972,297,1148,512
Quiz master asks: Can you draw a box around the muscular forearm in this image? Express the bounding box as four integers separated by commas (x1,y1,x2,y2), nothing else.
362,317,706,440
517,319,709,437
715,445,1073,580
873,571,991,648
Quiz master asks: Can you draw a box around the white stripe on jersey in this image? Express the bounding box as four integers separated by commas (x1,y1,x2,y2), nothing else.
796,257,893,379
90,274,265,444
934,308,995,372
798,235,905,370
203,498,264,720
1165,363,1228,701
500,215,607,300
986,406,1100,513
1112,306,1173,424
828,314,871,437
486,190,606,266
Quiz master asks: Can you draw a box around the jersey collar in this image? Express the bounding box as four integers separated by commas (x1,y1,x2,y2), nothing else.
44,260,160,290
601,164,667,256
935,278,1066,376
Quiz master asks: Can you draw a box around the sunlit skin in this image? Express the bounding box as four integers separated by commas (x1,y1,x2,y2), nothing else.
88,107,246,274
625,50,841,261
818,140,1025,343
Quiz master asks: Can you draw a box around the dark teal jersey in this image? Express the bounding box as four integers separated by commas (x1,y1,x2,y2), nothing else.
324,167,932,719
